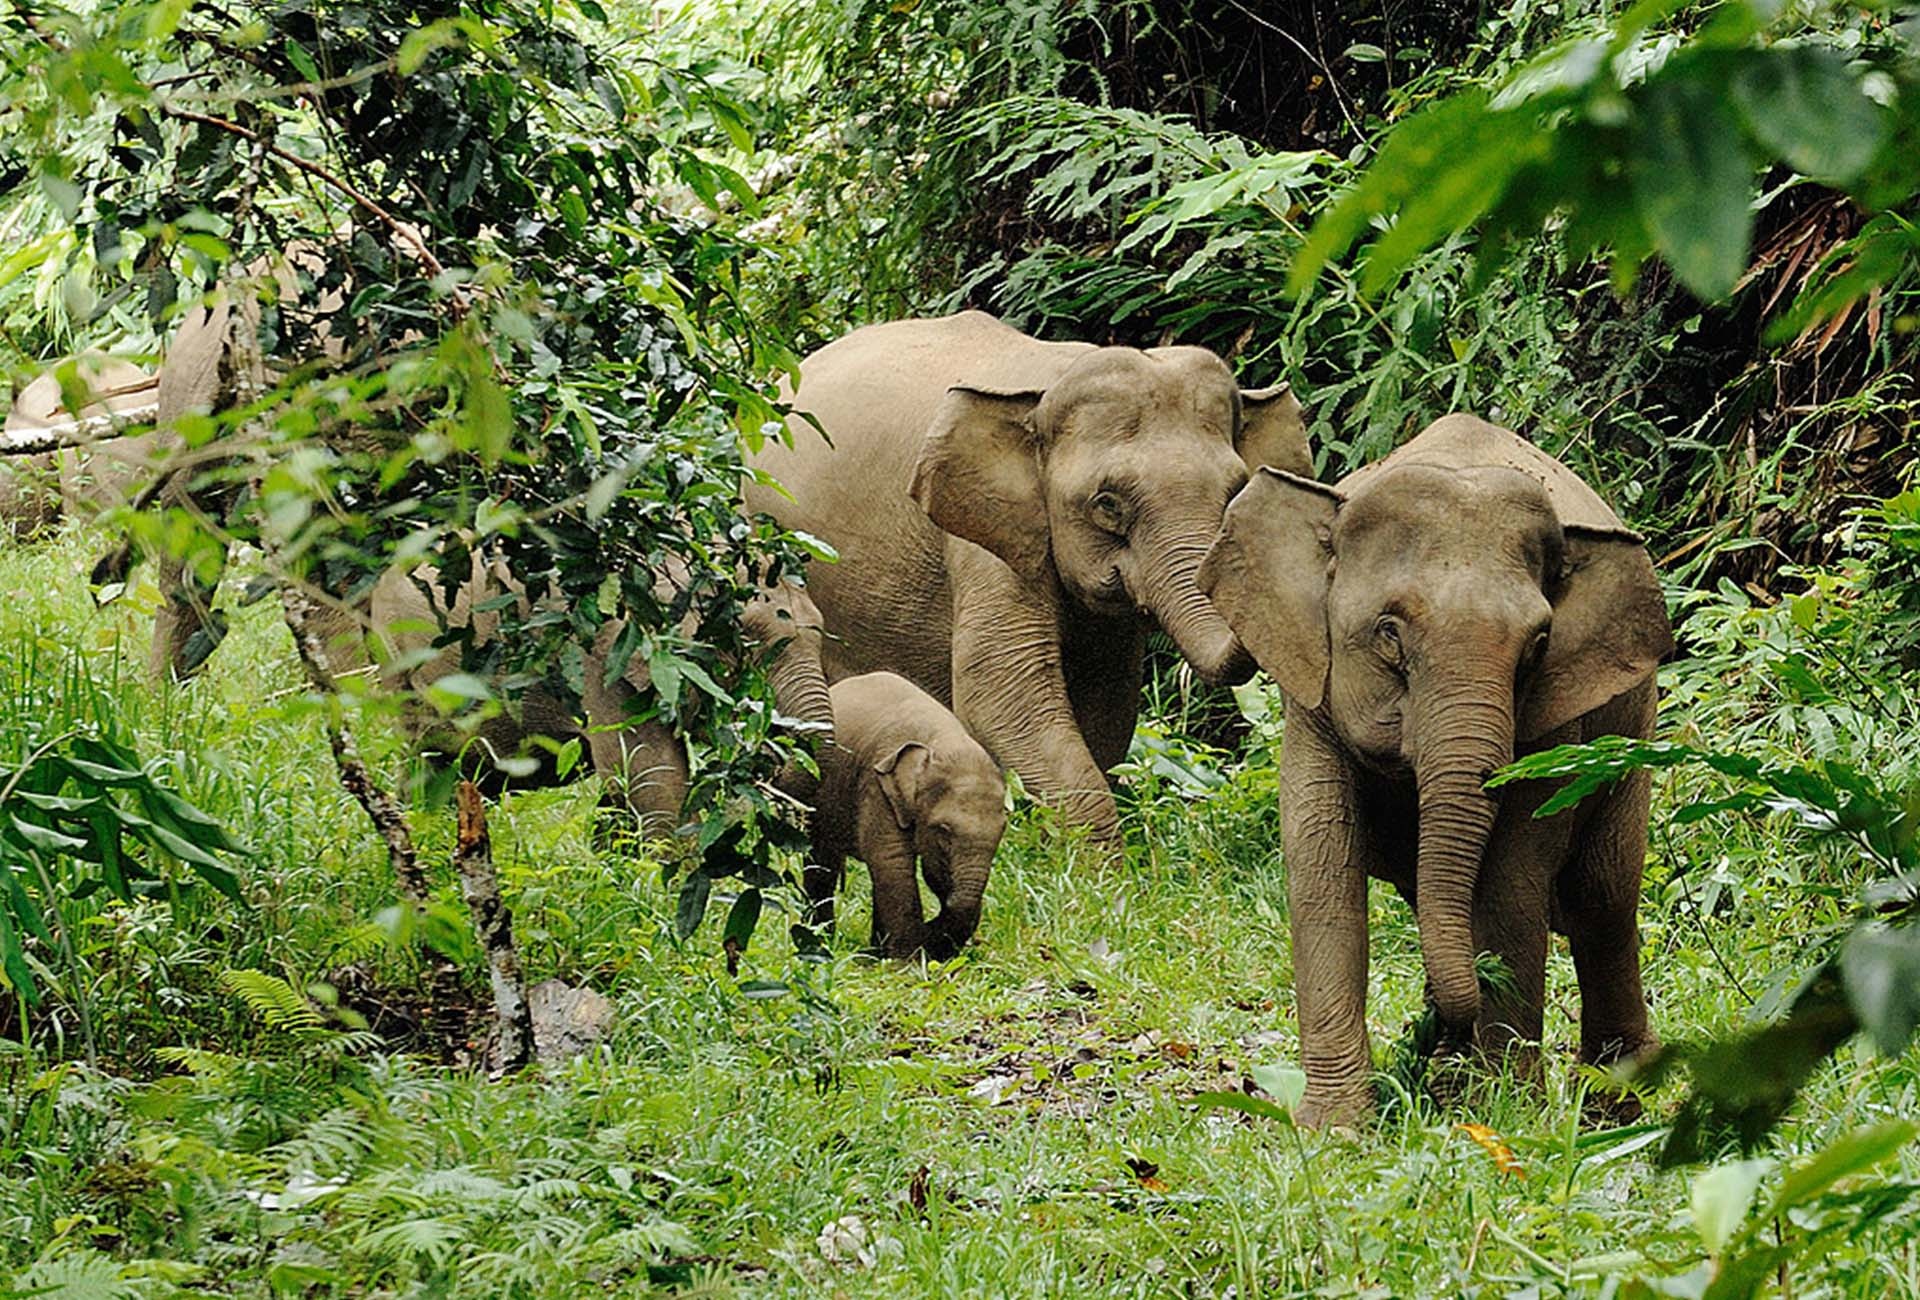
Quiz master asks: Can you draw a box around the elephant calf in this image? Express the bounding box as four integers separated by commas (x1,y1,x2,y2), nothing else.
1200,415,1673,1125
805,672,1006,959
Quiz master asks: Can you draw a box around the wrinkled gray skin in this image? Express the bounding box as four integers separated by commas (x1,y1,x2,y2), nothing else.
2,354,160,537
747,311,1310,846
806,672,1006,958
1199,415,1673,1126
370,558,834,833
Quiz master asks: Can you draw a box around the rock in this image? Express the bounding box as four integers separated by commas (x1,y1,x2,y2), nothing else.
528,978,614,1062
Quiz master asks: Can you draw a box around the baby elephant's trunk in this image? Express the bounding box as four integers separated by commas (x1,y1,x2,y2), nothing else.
922,845,993,959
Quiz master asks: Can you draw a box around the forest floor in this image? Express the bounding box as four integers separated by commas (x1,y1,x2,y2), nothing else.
4,526,1918,1298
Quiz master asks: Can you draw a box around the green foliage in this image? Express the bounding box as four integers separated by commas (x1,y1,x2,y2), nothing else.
1292,0,1919,307
0,651,238,1062
0,0,837,951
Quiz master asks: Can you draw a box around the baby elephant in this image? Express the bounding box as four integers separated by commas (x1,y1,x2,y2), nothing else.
807,672,1006,959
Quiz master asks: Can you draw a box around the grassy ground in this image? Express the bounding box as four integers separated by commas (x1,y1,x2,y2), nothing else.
2,525,1917,1298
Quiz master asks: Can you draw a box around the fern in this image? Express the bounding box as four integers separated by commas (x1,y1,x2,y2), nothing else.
152,1045,245,1077
10,1249,139,1300
220,969,325,1035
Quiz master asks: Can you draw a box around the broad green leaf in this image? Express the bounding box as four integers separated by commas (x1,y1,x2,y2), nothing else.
723,887,762,954
1250,1063,1307,1110
1766,1119,1918,1216
1839,923,1920,1056
1729,45,1885,183
1192,1090,1293,1124
674,872,711,940
8,815,88,854
1291,92,1507,295
1629,74,1755,299
1689,1158,1771,1253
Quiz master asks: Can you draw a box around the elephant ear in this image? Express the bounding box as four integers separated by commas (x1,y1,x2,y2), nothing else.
910,385,1050,582
1197,467,1340,709
875,741,932,832
1236,384,1313,478
1520,524,1673,740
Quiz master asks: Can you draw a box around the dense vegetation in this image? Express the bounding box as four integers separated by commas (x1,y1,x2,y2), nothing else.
1,0,1917,1295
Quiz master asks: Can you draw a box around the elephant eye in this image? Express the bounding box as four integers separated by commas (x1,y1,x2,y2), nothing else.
1524,628,1551,674
1087,490,1131,537
1373,615,1405,666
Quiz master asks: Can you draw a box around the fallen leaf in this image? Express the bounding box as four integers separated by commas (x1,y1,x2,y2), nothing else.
1455,1122,1526,1179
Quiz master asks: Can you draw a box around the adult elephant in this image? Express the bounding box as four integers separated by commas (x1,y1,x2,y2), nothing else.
1,353,160,536
1198,415,1673,1125
747,311,1310,845
369,557,835,833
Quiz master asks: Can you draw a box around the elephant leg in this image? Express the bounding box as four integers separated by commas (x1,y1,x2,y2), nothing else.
1282,709,1379,1126
803,843,844,932
1061,614,1145,777
148,543,227,682
855,786,925,956
1466,779,1571,1077
948,544,1120,848
1560,772,1657,1067
1559,683,1658,1068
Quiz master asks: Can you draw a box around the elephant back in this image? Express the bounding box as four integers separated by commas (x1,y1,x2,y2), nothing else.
780,311,1096,410
1340,414,1633,536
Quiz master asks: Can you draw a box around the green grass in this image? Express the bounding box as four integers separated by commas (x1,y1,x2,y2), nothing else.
2,525,1918,1298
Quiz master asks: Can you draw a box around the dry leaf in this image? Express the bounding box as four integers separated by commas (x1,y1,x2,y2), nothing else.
1455,1122,1526,1179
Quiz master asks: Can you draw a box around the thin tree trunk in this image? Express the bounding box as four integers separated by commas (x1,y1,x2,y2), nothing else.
455,780,534,1075
280,583,432,908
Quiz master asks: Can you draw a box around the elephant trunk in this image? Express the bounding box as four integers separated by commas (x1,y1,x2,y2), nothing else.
768,636,835,804
1410,671,1515,1033
1138,530,1256,686
924,845,991,959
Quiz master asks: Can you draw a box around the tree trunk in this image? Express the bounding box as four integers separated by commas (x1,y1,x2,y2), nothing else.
455,780,534,1075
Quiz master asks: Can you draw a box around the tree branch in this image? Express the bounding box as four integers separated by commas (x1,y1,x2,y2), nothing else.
455,780,535,1075
0,402,159,455
157,104,464,310
280,580,433,907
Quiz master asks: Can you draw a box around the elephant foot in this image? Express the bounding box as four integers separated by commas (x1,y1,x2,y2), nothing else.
1294,1083,1374,1130
1577,1032,1660,1123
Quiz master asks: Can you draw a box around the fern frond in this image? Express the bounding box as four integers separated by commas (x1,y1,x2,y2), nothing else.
12,1248,140,1300
153,1045,243,1077
220,969,324,1034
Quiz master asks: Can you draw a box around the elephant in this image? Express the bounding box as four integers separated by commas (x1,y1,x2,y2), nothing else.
368,556,835,833
1198,414,1673,1126
804,671,1006,959
746,311,1310,846
2,353,160,536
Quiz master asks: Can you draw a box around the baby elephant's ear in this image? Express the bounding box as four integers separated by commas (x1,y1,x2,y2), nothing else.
1198,468,1340,710
911,386,1050,582
875,741,932,831
1520,524,1673,741
1235,384,1313,478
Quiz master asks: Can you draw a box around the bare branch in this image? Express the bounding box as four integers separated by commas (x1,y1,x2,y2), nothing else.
0,402,159,455
456,781,535,1075
280,579,433,907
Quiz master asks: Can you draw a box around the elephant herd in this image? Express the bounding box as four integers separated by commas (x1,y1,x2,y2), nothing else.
1,307,1673,1125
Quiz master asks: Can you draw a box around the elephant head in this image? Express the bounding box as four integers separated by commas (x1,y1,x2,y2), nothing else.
872,737,1006,959
909,347,1309,686
1199,415,1672,1033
